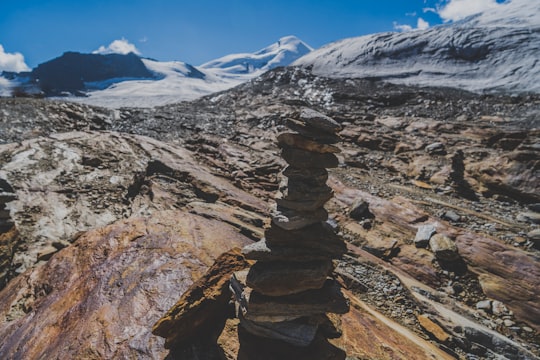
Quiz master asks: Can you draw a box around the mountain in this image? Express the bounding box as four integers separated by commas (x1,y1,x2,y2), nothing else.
0,36,312,108
200,35,313,74
294,0,540,94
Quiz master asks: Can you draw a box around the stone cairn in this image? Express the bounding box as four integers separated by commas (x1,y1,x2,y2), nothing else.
231,108,349,348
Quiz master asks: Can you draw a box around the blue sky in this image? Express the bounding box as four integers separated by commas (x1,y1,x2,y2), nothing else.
0,0,507,70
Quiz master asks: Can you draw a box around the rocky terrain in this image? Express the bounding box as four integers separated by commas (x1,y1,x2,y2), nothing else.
0,66,539,359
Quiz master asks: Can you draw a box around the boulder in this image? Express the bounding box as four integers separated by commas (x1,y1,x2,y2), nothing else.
152,248,251,349
429,234,460,261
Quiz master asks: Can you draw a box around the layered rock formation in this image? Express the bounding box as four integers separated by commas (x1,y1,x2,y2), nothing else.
231,109,349,350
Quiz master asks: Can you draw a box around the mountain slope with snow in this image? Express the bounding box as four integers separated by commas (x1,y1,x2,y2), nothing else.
67,36,312,108
200,35,312,74
294,0,540,94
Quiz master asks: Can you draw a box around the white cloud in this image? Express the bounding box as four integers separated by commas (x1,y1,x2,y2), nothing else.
394,22,413,32
394,17,430,32
417,17,430,30
0,45,30,72
437,0,506,22
93,38,141,55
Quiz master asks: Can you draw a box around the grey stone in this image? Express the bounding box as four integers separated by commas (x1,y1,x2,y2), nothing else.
443,210,461,222
527,228,540,244
242,238,338,262
298,108,342,134
271,207,328,231
285,118,341,144
277,132,341,154
414,224,437,248
283,166,328,187
429,234,460,261
275,196,332,212
265,222,346,256
425,142,446,155
476,300,492,312
516,212,540,224
244,279,350,322
246,259,333,296
281,147,339,169
491,300,508,316
238,313,319,347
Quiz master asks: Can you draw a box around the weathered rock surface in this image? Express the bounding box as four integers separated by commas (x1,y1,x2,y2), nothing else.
0,65,539,358
0,211,252,359
152,248,251,349
0,131,266,288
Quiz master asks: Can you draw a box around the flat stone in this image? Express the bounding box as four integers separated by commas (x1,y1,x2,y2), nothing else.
516,212,540,224
285,118,341,144
277,133,341,154
271,207,328,231
244,279,350,322
280,186,333,203
425,142,446,155
283,166,328,187
286,181,332,197
281,148,339,169
417,315,450,343
297,108,342,134
414,224,437,248
36,246,59,262
238,313,319,347
246,259,333,296
243,238,340,262
276,197,331,212
527,229,540,246
0,192,17,203
476,300,492,312
442,210,461,222
0,209,11,219
429,234,460,261
265,222,346,256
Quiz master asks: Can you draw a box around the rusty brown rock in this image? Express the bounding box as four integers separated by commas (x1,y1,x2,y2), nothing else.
152,247,251,349
0,211,251,359
417,314,451,343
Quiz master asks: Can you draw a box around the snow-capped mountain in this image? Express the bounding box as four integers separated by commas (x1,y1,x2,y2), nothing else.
200,35,312,74
71,36,312,108
294,0,540,94
0,35,312,108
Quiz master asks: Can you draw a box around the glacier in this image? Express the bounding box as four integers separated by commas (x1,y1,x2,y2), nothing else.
294,0,540,94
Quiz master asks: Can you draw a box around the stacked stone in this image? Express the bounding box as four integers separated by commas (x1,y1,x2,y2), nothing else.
231,108,349,347
0,180,16,233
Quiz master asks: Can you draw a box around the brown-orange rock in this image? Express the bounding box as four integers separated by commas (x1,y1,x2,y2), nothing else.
0,210,251,359
152,247,251,349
